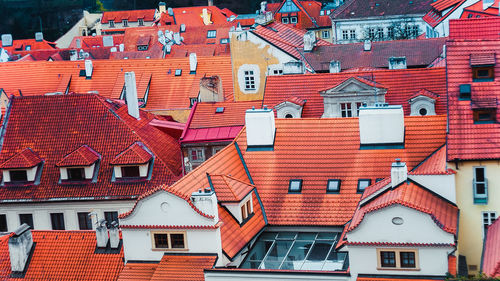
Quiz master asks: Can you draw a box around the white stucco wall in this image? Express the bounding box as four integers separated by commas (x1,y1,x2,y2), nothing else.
222,192,252,223
409,174,456,203
3,166,38,182
428,0,478,38
60,163,96,180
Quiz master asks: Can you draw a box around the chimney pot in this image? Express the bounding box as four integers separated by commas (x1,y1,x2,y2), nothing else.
35,32,43,42
391,159,407,187
364,40,371,51
84,59,93,78
260,1,267,13
109,221,120,249
8,224,33,273
124,72,140,119
303,31,316,52
96,219,109,248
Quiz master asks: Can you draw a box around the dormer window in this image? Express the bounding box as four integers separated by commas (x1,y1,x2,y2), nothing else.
10,170,28,182
111,142,154,181
288,179,303,193
241,197,253,221
0,148,43,186
109,20,115,28
472,98,497,124
470,53,495,82
56,145,101,184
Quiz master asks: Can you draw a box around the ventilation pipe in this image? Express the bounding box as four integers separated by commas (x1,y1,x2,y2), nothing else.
124,71,140,119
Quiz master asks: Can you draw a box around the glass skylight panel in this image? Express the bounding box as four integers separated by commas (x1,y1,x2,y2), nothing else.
240,231,347,271
215,107,224,113
327,179,340,193
357,179,371,193
175,69,182,76
288,179,302,193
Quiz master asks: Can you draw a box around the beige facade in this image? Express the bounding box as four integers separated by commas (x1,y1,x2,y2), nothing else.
452,160,500,276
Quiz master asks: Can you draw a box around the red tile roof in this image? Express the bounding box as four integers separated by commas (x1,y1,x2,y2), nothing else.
408,89,440,100
482,217,500,277
56,145,101,167
410,145,455,175
332,0,433,20
357,278,445,281
349,180,458,234
111,142,153,165
0,57,234,111
264,67,447,118
449,17,500,39
0,230,124,280
470,53,496,66
156,6,232,26
210,174,255,202
0,148,42,169
102,9,156,24
0,39,56,53
117,262,158,281
272,0,323,29
0,94,182,202
446,40,500,160
187,101,262,129
181,126,243,143
300,38,446,72
69,34,125,48
423,0,466,27
462,0,500,18
149,254,216,281
431,0,463,10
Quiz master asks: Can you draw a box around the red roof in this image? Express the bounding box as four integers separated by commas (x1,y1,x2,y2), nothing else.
482,218,500,277
333,0,433,20
69,34,125,48
462,0,500,18
0,39,56,53
431,0,463,10
111,142,153,165
0,94,182,202
264,67,447,118
102,9,156,24
56,145,101,167
0,148,42,169
357,278,445,281
272,0,323,29
210,174,255,202
410,145,455,175
0,230,124,280
446,40,500,160
423,0,466,27
156,6,232,26
349,180,458,234
449,17,500,39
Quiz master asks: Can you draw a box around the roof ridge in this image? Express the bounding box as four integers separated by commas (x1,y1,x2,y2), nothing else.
221,175,239,199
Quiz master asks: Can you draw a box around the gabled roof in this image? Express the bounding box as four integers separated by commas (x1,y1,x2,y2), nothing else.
446,40,500,160
332,0,433,20
272,0,323,29
68,34,125,49
462,0,500,17
0,94,182,202
0,231,124,280
408,89,440,101
210,174,255,202
0,39,56,53
299,38,446,72
111,142,153,165
0,148,42,169
264,67,447,118
56,145,101,167
155,6,233,26
101,9,156,24
349,180,458,235
423,0,466,27
482,218,500,277
409,146,454,175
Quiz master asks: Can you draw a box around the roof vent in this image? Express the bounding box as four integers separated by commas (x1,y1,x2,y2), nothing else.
9,224,34,273
124,71,140,119
168,7,174,16
102,35,114,47
119,43,124,52
34,32,43,42
1,34,13,47
95,219,109,248
84,59,93,78
180,24,186,32
359,104,404,147
303,31,316,52
245,107,275,149
75,38,82,49
388,57,407,69
363,40,371,51
173,32,181,45
189,53,197,74
391,158,407,187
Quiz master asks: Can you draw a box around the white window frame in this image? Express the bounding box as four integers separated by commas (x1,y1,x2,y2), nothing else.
342,30,349,40
290,16,297,24
244,70,256,90
189,148,205,163
207,30,217,38
138,18,144,26
483,212,497,238
122,19,129,27
349,29,356,39
340,103,353,117
109,20,115,28
282,17,289,24
322,30,330,39
376,27,384,40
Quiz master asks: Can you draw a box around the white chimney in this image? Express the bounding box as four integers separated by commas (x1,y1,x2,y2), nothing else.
283,61,304,74
102,35,114,47
180,24,186,32
75,38,82,48
173,32,181,44
260,1,267,13
8,224,33,273
388,57,407,69
364,40,371,51
391,159,407,187
245,106,275,148
109,222,120,248
189,53,197,73
208,0,213,6
119,43,124,52
303,31,316,52
158,2,166,13
168,7,174,16
329,60,341,73
359,104,404,146
35,32,43,42
166,44,172,53
1,34,13,47
191,187,218,220
124,72,140,119
96,219,109,248
84,59,93,78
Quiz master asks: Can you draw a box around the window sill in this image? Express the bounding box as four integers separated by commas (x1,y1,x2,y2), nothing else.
376,267,420,271
152,248,189,252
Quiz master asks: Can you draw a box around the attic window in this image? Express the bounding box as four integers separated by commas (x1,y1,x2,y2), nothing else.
121,166,140,178
215,107,224,113
220,38,229,44
327,179,341,193
207,30,217,38
357,179,371,193
109,20,115,28
459,84,471,100
10,170,28,182
290,16,297,24
472,67,494,82
473,109,496,124
288,179,302,193
67,168,85,181
175,69,182,76
138,18,144,26
123,19,129,27
282,17,289,24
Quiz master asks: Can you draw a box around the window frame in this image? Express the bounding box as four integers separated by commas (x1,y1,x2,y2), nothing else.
282,17,289,24
288,179,303,193
482,211,497,238
342,30,349,40
473,109,496,123
151,231,188,251
244,70,256,90
322,30,330,39
77,212,93,230
472,66,494,82
10,169,28,182
290,16,298,24
0,214,6,232
376,248,419,270
19,213,34,229
473,166,488,204
138,18,144,26
67,167,85,181
50,213,65,230
326,179,341,194
357,179,371,193
340,103,353,117
120,165,141,178
207,30,217,38
122,19,129,27
109,20,115,28
104,211,119,227
189,148,205,163
349,29,356,39
241,197,254,221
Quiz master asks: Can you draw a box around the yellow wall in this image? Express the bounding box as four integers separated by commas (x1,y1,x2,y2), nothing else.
452,160,500,276
314,28,333,43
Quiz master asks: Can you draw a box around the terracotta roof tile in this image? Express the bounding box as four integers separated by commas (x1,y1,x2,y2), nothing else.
449,17,500,40
0,148,42,169
188,101,262,129
210,174,255,202
482,218,500,277
332,0,433,20
149,254,217,281
0,230,124,280
423,0,466,27
408,89,440,100
410,145,454,175
357,277,445,281
56,145,101,167
117,262,158,281
470,53,496,66
111,142,153,165
102,9,156,23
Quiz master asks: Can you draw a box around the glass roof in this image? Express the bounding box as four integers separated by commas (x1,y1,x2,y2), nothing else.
240,231,348,271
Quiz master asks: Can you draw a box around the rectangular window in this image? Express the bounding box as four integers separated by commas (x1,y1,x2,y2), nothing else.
349,30,356,39
50,213,65,230
290,16,297,24
322,30,330,39
483,212,497,237
121,166,140,178
472,67,494,82
78,212,92,230
288,179,303,193
10,170,28,182
67,168,85,181
340,103,352,117
0,214,7,232
282,17,289,24
342,30,349,40
473,109,496,123
357,179,371,193
387,27,394,39
220,38,229,44
109,20,115,28
376,27,384,40
190,148,205,162
356,102,364,116
175,69,182,76
123,19,129,27
19,214,34,229
207,30,217,38
380,251,396,267
377,249,419,269
400,251,416,268
138,18,144,26
369,28,375,40
473,167,488,204
189,98,198,107
244,70,256,90
104,211,119,227
327,179,341,193
152,232,187,250
241,198,253,221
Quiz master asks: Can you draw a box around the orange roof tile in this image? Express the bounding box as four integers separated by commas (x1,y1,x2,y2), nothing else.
102,9,156,23
210,174,255,202
0,230,124,280
450,17,500,40
482,218,500,277
111,142,153,165
357,278,445,281
149,254,217,281
156,6,231,26
56,145,100,167
0,148,42,169
410,145,454,175
118,262,158,281
188,101,263,129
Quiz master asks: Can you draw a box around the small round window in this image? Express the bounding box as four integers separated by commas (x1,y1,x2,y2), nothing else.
392,217,404,225
419,108,428,116
285,114,293,118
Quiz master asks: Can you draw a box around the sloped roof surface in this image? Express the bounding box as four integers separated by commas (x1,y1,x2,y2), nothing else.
0,39,56,53
482,218,500,277
111,142,153,165
0,148,42,169
117,263,158,281
210,174,255,202
300,38,446,72
446,40,500,160
0,94,182,202
156,6,232,26
264,67,447,117
462,0,500,17
148,254,217,281
56,145,101,167
410,145,454,175
102,9,156,23
423,0,466,27
332,0,433,20
0,231,124,280
188,101,262,129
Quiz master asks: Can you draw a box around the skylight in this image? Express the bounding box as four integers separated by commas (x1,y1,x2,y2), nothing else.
240,231,348,271
326,179,341,193
288,179,302,193
175,69,182,76
357,179,371,193
215,107,224,113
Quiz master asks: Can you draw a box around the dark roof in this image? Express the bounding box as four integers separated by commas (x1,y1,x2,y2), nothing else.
0,94,182,202
331,0,434,20
300,38,446,72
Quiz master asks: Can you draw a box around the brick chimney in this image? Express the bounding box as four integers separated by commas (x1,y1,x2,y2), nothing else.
391,158,407,187
124,71,140,120
8,224,33,273
245,106,275,148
